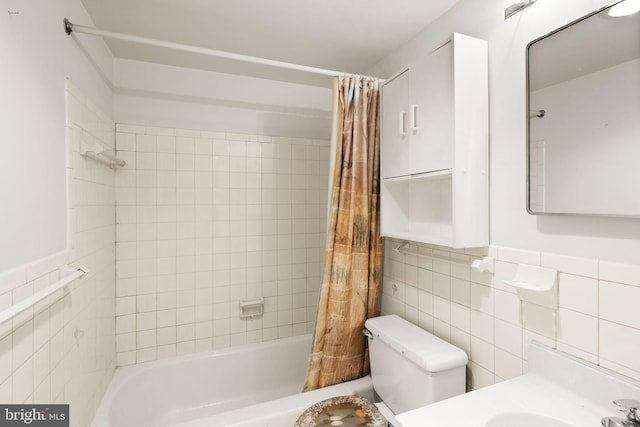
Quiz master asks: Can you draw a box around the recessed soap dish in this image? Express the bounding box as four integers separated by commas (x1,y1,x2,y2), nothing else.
239,298,264,319
503,264,558,309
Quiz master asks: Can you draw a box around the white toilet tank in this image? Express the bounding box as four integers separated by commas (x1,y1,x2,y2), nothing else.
364,314,468,415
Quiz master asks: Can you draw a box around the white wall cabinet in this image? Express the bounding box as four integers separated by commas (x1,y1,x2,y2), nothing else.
380,33,489,248
381,69,410,179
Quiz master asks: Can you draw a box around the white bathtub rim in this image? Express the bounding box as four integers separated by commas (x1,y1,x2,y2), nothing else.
170,375,375,427
90,334,313,427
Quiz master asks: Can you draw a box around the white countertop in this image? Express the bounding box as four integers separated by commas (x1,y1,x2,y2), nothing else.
396,372,606,427
396,343,640,427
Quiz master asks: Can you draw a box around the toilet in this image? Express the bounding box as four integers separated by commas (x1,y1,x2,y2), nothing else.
295,314,468,426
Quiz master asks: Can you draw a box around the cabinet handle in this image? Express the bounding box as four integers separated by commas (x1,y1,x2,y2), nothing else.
410,104,419,131
399,111,407,136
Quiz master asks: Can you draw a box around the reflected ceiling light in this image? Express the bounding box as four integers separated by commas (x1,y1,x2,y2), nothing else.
505,0,538,19
608,0,640,17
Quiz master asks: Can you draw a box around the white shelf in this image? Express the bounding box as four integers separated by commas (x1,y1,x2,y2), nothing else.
383,169,452,184
80,139,127,169
382,231,453,248
502,264,558,309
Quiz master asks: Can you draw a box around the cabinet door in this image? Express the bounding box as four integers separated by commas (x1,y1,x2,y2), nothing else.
410,41,453,174
381,70,410,179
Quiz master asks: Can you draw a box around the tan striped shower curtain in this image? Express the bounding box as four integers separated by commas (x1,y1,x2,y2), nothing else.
303,75,382,391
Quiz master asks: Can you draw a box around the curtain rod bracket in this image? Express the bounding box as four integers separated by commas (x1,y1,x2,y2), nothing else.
64,18,73,35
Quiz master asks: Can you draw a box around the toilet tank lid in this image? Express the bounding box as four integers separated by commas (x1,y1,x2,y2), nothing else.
365,315,468,373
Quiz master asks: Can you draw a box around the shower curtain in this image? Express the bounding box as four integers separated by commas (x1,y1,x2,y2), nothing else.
303,75,382,391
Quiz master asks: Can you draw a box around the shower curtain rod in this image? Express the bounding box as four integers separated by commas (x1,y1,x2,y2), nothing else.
63,18,363,79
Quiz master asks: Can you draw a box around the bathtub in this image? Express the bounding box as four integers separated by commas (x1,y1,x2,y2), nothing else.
91,334,374,427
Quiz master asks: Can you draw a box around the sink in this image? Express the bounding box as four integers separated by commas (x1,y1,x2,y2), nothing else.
485,412,578,427
395,342,640,427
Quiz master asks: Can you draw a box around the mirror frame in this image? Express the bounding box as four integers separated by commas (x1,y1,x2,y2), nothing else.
525,0,640,217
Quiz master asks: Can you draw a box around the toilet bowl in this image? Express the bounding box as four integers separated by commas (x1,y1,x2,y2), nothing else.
295,315,468,426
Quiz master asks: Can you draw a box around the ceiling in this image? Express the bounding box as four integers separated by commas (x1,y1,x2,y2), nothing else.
79,0,461,86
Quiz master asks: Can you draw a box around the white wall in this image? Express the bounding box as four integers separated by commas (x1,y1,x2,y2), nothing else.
369,0,640,265
0,0,114,271
0,82,117,427
0,2,117,423
113,59,333,140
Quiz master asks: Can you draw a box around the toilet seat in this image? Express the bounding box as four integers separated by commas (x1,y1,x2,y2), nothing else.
295,395,388,427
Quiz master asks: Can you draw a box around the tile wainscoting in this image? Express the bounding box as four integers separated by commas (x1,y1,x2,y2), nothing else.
381,237,640,390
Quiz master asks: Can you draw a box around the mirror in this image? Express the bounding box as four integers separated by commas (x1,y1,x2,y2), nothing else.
526,0,640,216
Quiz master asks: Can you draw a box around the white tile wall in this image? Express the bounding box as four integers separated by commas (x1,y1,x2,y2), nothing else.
0,82,116,426
115,125,329,366
528,140,546,212
382,238,640,390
